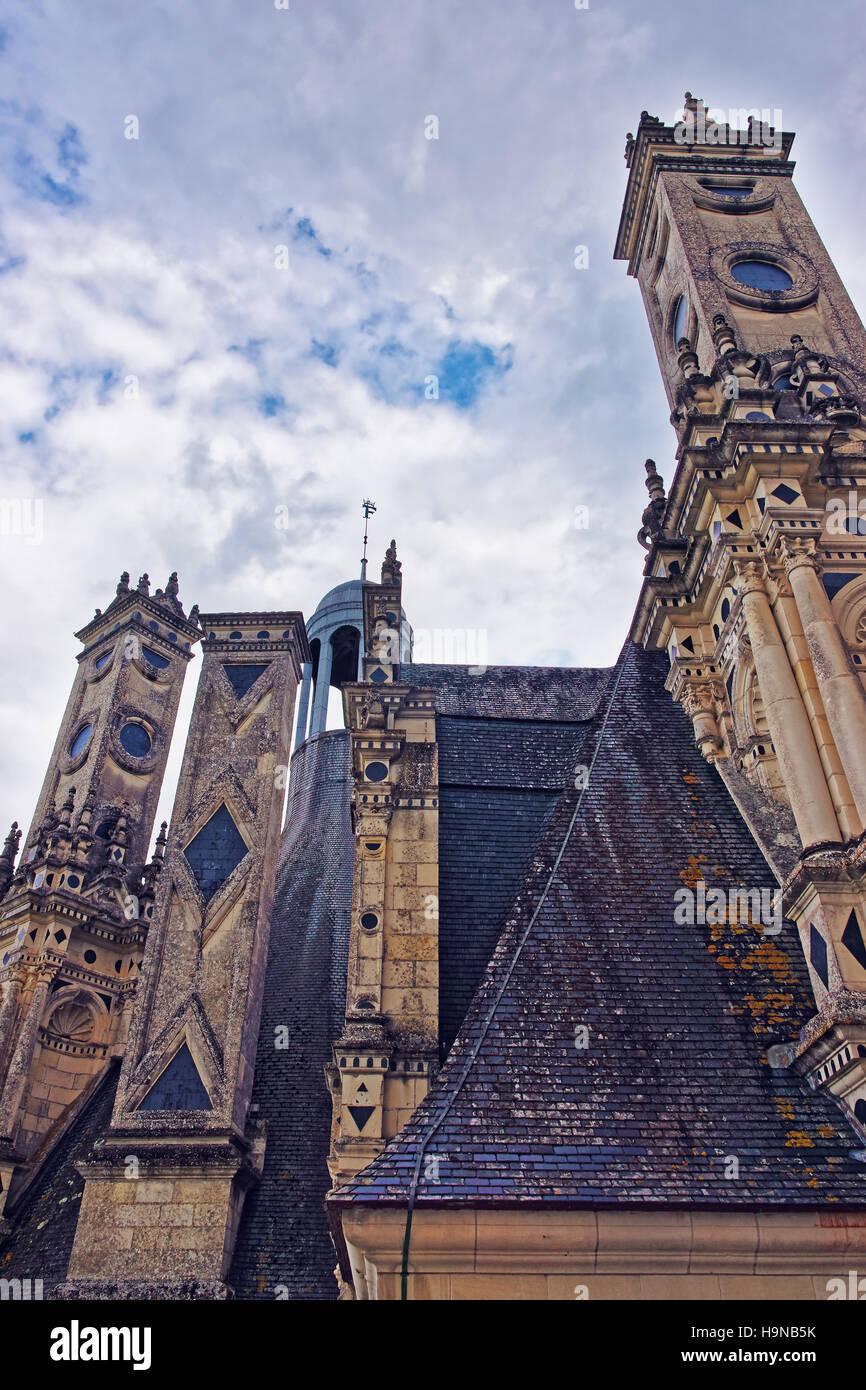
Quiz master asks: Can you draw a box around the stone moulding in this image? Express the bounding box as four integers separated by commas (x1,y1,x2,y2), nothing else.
334,1206,866,1299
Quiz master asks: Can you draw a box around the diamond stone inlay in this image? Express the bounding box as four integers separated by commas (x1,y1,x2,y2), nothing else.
184,803,248,902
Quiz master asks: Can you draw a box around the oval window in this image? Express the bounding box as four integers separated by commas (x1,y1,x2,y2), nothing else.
142,645,170,669
672,294,689,347
365,761,389,782
69,724,94,759
731,260,793,291
700,182,753,198
119,722,152,757
94,651,112,671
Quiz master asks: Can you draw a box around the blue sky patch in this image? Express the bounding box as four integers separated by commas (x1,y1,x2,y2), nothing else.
13,121,87,209
434,339,513,408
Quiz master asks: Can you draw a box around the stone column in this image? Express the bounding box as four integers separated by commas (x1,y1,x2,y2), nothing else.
0,968,24,1080
293,661,313,750
0,964,55,1143
309,638,333,737
736,562,841,849
680,682,725,760
782,539,866,827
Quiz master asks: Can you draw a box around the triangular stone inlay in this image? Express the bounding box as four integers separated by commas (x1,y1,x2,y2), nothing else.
184,803,247,902
137,1043,212,1111
810,923,829,988
222,663,268,699
842,910,866,971
348,1104,374,1132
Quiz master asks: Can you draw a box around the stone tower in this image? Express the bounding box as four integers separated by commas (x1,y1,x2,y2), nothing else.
619,96,866,1143
58,610,309,1297
325,542,439,1188
0,572,199,1216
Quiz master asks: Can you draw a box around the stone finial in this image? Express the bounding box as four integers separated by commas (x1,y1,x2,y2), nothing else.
57,786,76,830
110,808,129,848
142,821,168,894
137,574,150,596
188,604,201,627
712,314,737,356
637,460,668,550
166,572,179,599
116,571,130,596
0,821,21,897
381,538,402,585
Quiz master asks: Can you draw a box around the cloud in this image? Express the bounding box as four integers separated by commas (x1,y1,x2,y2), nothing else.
0,0,865,843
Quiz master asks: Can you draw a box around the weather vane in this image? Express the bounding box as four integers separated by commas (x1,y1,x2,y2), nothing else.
360,498,377,580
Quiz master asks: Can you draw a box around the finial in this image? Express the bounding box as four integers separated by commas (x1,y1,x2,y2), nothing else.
166,572,179,599
116,571,130,596
360,499,377,581
137,573,150,596
0,821,20,897
57,785,76,828
637,461,668,551
110,807,129,847
188,604,200,627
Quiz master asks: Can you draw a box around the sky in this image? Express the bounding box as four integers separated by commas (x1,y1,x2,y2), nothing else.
1,0,866,846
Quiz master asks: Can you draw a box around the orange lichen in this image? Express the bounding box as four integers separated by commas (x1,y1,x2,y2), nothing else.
785,1131,814,1147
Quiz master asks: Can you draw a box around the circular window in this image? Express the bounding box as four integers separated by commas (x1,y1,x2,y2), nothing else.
66,873,80,889
148,620,159,632
83,949,97,964
731,260,793,291
69,724,94,759
119,722,152,757
360,912,379,931
672,294,689,347
365,761,388,782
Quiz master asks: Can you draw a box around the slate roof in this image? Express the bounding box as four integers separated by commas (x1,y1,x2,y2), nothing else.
436,715,596,1055
0,1060,119,1292
333,641,866,1209
228,730,354,1299
403,663,610,721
